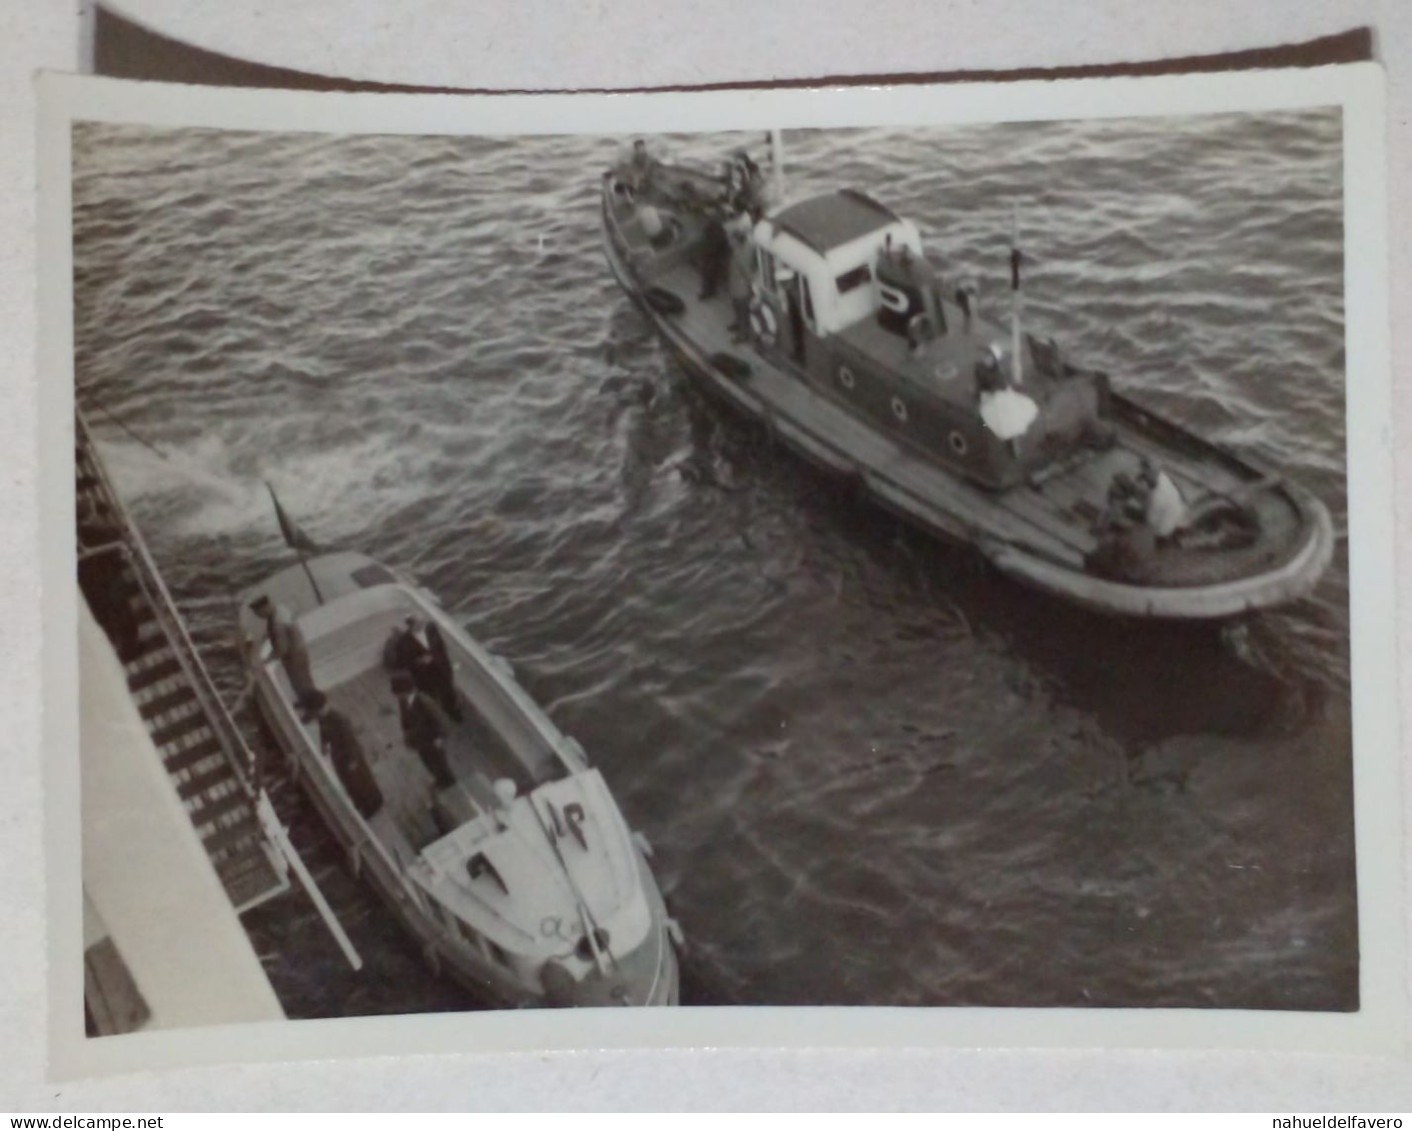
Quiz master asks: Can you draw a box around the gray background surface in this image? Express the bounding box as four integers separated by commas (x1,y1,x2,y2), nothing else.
3,0,1409,1111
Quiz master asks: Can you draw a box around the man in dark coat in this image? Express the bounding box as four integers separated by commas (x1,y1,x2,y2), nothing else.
394,672,456,790
306,690,383,820
78,547,140,663
697,208,732,300
388,615,463,721
77,498,141,662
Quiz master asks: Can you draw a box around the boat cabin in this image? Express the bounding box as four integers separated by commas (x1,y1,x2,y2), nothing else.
752,189,924,340
748,190,1105,490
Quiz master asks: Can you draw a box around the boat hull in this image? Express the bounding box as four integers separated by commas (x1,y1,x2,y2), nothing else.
601,186,1335,621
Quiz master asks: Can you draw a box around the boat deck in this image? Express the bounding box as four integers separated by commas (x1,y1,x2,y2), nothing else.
323,665,523,858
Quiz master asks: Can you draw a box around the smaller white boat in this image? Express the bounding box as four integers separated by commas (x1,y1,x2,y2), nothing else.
239,548,680,1008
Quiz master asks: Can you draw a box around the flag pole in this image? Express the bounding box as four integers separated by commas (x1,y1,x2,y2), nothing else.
298,549,325,606
265,481,325,605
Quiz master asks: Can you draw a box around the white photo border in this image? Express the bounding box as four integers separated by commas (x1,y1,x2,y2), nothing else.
37,63,1401,1079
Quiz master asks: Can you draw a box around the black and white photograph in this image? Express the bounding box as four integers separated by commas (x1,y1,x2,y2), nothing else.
43,67,1401,1070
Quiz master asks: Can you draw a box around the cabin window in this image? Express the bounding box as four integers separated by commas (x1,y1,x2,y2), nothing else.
835,264,872,295
891,396,909,424
948,430,969,456
800,279,816,329
837,366,856,392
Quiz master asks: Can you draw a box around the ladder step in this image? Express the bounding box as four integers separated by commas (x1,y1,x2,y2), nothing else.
219,853,283,897
205,816,263,857
218,846,275,877
193,789,254,826
127,656,181,693
163,735,223,774
124,630,171,663
177,764,239,801
139,686,200,722
150,712,209,750
223,865,286,913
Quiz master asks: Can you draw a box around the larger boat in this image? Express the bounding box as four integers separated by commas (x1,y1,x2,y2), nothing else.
600,139,1335,619
239,548,681,1008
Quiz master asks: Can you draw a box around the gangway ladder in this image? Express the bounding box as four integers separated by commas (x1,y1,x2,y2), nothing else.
76,412,360,966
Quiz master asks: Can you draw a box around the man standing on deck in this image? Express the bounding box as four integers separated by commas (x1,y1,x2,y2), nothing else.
394,672,456,790
389,615,463,721
698,208,732,300
250,595,318,712
306,690,384,820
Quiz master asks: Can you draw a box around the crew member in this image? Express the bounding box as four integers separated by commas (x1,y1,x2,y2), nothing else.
250,594,318,710
1138,459,1188,539
624,138,656,192
955,280,979,330
698,212,732,300
1086,471,1158,580
729,149,765,214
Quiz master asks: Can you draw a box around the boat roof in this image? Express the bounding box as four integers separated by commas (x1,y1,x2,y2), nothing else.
769,190,901,254
241,551,399,621
298,582,410,648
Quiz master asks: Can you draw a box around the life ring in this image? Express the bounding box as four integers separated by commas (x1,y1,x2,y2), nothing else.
891,396,910,424
644,286,686,316
837,365,856,391
749,301,778,349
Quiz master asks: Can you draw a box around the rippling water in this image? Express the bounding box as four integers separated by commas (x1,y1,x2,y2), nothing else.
71,107,1354,1014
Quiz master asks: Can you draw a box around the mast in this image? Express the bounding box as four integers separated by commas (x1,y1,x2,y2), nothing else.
769,129,785,200
1010,204,1024,385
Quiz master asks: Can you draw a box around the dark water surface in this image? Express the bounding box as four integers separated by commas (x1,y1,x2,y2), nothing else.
71,108,1355,1014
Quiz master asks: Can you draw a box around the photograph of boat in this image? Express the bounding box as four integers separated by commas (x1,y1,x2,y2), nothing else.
66,98,1357,1027
238,540,680,1008
602,136,1335,620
